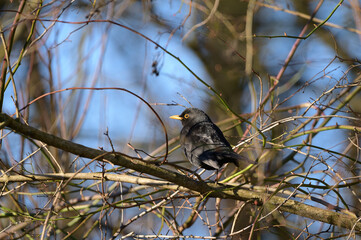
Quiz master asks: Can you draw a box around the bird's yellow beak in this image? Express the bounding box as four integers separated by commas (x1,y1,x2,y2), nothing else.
169,115,183,120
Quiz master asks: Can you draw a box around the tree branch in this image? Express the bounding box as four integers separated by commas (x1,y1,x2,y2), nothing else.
1,113,360,232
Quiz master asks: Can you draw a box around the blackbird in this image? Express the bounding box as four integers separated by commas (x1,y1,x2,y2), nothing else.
170,108,245,170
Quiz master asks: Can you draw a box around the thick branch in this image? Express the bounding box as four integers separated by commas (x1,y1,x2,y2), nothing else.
0,113,360,232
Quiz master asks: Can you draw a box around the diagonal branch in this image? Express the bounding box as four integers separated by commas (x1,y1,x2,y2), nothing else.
0,113,360,232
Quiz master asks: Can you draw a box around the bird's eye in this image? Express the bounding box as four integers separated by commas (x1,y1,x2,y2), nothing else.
184,114,189,119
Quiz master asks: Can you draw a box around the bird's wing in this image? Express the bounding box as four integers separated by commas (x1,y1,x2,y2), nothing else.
181,121,254,170
181,122,233,169
182,122,229,149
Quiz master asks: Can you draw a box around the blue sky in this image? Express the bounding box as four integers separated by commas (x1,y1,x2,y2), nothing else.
2,0,360,237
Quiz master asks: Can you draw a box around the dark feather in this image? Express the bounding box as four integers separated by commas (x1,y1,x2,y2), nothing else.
171,108,249,170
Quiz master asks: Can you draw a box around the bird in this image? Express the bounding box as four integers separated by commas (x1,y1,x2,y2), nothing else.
170,108,247,170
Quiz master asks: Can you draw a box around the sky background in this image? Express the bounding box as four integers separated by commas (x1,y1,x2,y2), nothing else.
1,0,361,238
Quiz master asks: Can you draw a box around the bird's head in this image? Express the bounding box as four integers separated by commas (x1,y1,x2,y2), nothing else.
169,108,212,127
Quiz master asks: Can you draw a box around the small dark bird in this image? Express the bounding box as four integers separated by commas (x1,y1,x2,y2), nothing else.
170,108,246,170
